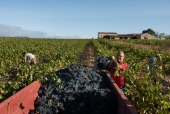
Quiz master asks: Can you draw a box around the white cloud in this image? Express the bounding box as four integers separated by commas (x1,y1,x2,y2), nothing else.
0,24,83,38
0,24,47,38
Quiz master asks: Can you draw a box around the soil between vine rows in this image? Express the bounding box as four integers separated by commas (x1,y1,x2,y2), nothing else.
76,42,95,70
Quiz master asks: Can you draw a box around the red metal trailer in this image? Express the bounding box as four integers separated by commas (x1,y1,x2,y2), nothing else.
0,73,138,114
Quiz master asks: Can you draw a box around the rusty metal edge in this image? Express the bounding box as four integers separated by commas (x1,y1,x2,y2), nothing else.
0,73,138,114
0,81,41,114
104,72,138,114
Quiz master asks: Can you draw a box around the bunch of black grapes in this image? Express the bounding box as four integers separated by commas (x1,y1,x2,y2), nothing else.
97,56,111,63
29,64,117,114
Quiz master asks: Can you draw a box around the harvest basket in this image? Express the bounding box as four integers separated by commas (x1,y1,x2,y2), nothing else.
97,61,111,69
97,57,118,70
97,57,112,70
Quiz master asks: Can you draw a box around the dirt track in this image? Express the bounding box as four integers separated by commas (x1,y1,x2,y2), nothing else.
77,42,95,70
114,41,170,51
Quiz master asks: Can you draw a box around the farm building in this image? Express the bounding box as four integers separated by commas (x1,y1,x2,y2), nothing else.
98,32,157,39
98,32,117,39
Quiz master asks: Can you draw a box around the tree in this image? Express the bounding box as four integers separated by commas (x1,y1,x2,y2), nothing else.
154,32,166,39
142,28,155,36
165,35,170,39
159,33,165,40
155,31,159,38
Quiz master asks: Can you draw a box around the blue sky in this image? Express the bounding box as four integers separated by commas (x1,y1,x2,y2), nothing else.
0,0,170,38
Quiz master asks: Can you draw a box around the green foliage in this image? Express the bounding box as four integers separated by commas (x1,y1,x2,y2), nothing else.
0,38,89,102
92,39,170,114
165,35,170,39
1,38,170,113
142,28,156,36
114,39,165,45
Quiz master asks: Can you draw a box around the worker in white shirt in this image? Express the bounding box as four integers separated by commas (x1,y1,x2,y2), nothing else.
22,52,36,64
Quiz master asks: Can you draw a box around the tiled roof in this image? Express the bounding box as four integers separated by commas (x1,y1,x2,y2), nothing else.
98,32,117,34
